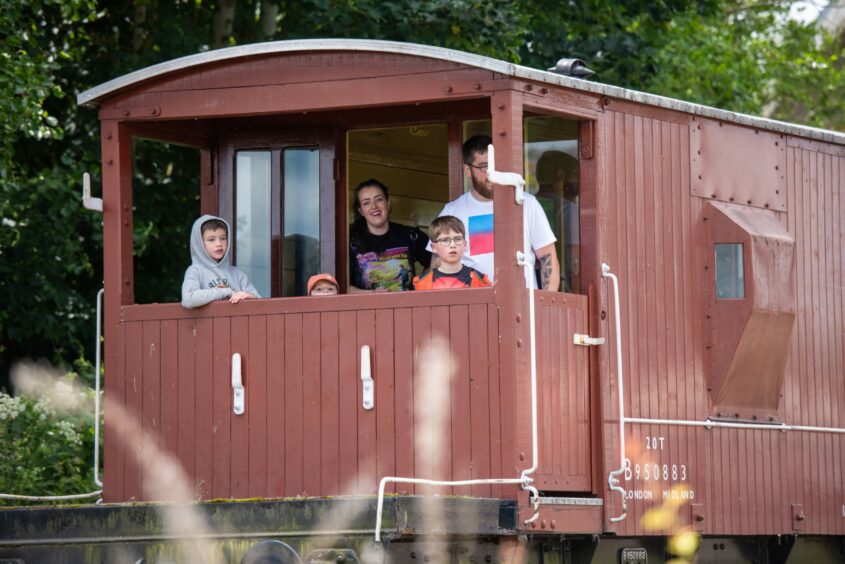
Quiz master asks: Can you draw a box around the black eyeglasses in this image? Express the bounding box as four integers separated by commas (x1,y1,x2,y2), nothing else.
467,162,488,172
434,236,466,246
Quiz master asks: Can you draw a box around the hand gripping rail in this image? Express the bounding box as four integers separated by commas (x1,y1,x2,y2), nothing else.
374,145,540,541
602,263,627,523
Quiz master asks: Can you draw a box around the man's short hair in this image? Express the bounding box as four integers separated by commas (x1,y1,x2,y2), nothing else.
429,215,466,241
201,219,227,234
462,135,492,164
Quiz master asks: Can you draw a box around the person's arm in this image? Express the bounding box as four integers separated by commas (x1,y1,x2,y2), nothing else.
181,267,232,308
535,243,560,292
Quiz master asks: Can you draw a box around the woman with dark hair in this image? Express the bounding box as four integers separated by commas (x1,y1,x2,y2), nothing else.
349,179,431,292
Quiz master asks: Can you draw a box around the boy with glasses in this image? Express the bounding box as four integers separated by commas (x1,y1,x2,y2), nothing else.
414,216,491,290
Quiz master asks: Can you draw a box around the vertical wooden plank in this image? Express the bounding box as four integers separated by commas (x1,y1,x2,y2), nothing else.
412,306,432,494
124,321,143,501
266,314,285,497
141,321,161,500
394,308,415,494
211,317,231,498
247,316,267,497
375,309,396,494
486,304,503,498
449,305,471,496
468,304,491,497
431,305,452,492
302,312,322,495
320,311,340,495
194,318,214,499
284,314,304,495
357,309,377,493
160,320,179,459
338,310,359,493
230,315,250,498
105,322,127,502
176,320,196,486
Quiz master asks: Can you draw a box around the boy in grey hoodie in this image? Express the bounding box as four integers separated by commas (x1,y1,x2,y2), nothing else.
181,215,260,308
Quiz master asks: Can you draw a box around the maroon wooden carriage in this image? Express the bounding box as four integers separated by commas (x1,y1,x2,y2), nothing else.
78,40,845,549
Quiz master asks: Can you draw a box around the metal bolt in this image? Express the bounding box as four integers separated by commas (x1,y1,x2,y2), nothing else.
474,83,481,90
498,129,506,137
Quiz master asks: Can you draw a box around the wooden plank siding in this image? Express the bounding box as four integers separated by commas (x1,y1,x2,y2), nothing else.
533,292,592,493
600,109,845,537
111,292,518,501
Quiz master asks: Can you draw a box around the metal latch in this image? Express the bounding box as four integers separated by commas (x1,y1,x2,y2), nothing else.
361,345,374,410
231,353,244,415
573,333,605,346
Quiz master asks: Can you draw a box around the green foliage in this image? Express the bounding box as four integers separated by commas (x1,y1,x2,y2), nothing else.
645,3,845,130
0,376,98,504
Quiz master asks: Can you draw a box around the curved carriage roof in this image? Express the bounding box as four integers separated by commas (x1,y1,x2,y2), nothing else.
78,38,845,145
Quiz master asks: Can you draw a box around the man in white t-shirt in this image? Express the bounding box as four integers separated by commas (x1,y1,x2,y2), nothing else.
429,135,560,290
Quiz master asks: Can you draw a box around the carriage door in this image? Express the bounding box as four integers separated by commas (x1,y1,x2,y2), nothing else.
525,114,593,492
219,129,336,297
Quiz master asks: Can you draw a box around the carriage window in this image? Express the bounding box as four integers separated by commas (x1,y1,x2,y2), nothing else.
283,148,320,296
715,243,745,299
235,151,272,298
524,116,580,293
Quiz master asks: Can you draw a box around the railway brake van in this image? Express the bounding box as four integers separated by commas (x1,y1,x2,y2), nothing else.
4,40,845,563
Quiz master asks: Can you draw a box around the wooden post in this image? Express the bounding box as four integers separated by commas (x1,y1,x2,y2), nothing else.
101,120,133,501
490,89,529,506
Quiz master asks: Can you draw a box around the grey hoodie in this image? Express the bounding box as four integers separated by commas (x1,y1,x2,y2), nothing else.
181,214,260,308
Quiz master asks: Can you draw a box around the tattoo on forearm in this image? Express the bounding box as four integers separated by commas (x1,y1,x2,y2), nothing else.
539,254,553,290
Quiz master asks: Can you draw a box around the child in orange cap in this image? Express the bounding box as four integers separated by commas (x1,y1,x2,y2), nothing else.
307,273,339,295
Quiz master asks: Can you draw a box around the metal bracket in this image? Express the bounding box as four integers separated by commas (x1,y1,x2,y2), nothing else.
486,144,526,204
81,172,103,212
361,345,374,410
574,333,606,346
231,353,244,415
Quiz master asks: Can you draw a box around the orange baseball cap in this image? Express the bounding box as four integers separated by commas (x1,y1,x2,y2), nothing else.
307,273,339,295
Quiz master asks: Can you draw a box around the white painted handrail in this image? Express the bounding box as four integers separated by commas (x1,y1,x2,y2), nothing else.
602,263,628,523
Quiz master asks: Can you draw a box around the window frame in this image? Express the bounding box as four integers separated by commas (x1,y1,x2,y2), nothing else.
219,129,336,297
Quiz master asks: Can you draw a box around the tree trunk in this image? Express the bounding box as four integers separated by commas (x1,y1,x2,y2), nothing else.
259,1,280,40
212,0,238,49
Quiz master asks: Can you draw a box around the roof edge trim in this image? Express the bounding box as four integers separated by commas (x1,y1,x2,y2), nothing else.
77,38,845,146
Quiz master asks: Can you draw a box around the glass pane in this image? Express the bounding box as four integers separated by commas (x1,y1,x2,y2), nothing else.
283,148,320,296
715,243,745,299
524,116,580,293
235,151,271,298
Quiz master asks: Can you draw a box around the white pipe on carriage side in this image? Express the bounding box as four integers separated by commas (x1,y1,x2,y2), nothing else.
374,147,541,541
94,288,104,488
624,417,845,434
602,263,628,523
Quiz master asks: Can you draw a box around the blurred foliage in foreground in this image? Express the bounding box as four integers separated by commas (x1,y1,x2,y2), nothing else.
0,369,98,504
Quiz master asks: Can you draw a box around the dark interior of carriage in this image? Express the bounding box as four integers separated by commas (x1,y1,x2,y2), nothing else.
130,101,581,303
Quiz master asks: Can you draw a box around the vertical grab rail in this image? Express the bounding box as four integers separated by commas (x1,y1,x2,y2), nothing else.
602,263,627,523
94,288,104,489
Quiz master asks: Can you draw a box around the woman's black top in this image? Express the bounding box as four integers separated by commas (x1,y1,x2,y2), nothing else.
349,222,432,291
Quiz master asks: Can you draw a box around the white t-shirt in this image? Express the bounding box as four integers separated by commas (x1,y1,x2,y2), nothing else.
428,191,556,288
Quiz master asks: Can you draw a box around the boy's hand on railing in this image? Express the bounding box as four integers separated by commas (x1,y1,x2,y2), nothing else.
229,291,256,304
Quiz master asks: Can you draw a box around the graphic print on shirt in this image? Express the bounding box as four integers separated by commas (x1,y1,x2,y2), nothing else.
207,277,231,289
357,247,413,291
468,213,494,255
